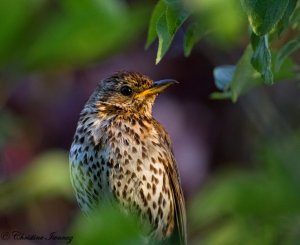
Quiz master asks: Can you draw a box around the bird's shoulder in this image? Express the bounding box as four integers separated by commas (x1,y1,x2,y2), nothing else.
150,119,173,149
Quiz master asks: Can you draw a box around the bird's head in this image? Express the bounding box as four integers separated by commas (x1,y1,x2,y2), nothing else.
88,71,177,117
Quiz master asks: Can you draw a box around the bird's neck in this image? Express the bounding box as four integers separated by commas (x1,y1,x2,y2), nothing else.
86,101,154,119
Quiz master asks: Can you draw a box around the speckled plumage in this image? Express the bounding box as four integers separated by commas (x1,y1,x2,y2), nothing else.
69,71,187,244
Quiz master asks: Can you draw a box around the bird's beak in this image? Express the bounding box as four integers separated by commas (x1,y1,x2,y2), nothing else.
135,79,178,99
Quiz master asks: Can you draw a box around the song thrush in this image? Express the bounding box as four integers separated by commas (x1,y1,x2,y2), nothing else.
69,71,187,244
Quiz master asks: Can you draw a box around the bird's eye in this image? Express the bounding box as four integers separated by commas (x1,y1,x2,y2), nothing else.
120,86,133,96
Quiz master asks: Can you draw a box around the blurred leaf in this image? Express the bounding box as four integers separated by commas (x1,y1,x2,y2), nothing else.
230,46,261,102
276,0,298,36
0,0,150,70
191,169,299,224
273,55,296,81
190,0,246,46
202,220,244,245
189,132,300,245
189,171,243,227
290,6,300,26
183,23,208,57
210,47,261,102
284,218,300,245
250,33,273,84
240,0,289,35
213,65,236,90
275,37,300,72
190,171,299,244
202,219,277,245
71,204,145,245
211,46,296,102
21,0,149,70
0,151,73,212
0,0,45,65
210,91,232,100
260,135,300,187
146,0,166,49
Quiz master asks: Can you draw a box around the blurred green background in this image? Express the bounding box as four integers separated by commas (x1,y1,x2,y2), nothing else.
1,0,300,244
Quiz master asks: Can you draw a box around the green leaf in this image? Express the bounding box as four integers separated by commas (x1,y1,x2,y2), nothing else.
290,6,300,26
276,0,298,36
155,0,189,63
71,204,144,245
156,13,172,64
166,0,189,35
275,37,300,72
230,46,262,102
211,48,296,102
213,65,236,90
250,33,273,84
273,56,296,81
210,91,232,100
211,47,261,102
240,0,289,35
183,23,207,57
0,0,44,65
189,0,246,46
190,132,300,244
24,0,149,70
163,0,177,3
146,0,166,49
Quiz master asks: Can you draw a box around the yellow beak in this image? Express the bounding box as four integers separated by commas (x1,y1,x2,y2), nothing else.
135,79,178,99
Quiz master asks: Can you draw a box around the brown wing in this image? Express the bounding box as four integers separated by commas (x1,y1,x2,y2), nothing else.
167,147,187,245
154,121,187,245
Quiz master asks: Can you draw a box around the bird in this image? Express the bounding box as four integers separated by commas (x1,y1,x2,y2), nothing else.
69,71,187,244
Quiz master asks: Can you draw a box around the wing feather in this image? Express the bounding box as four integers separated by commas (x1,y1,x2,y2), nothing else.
155,121,187,245
168,152,187,245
